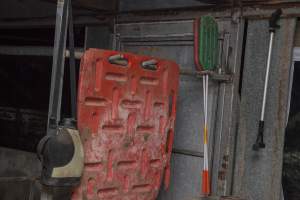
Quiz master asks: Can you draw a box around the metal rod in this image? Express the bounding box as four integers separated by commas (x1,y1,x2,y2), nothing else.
180,69,233,82
47,0,70,134
68,2,77,119
0,45,83,59
260,32,274,121
253,9,282,151
172,148,204,157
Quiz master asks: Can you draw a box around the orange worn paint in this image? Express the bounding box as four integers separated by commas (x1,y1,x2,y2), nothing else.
202,170,210,196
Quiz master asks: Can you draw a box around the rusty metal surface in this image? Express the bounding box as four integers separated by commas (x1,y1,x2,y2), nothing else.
73,49,180,200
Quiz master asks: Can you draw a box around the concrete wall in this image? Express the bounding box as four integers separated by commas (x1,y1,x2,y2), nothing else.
233,19,296,200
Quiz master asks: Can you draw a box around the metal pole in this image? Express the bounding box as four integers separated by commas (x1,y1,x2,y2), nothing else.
68,3,77,119
0,45,83,59
47,0,70,135
260,32,274,121
42,0,70,197
253,9,282,151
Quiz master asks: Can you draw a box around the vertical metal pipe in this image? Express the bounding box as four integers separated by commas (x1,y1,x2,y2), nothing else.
47,0,70,134
68,2,77,119
260,32,274,121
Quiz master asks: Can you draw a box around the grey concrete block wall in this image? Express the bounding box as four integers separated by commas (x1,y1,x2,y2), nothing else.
233,19,296,200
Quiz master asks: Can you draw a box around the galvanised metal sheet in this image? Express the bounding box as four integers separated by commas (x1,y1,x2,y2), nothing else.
115,19,239,200
115,19,237,199
116,20,221,154
116,20,194,39
233,19,296,200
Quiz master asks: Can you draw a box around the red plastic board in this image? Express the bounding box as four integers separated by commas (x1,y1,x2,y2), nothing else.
72,49,179,200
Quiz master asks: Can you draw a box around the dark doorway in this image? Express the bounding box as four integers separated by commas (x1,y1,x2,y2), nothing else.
0,27,84,152
282,61,300,200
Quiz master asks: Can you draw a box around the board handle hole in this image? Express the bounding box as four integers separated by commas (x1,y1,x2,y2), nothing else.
109,54,128,66
141,59,158,71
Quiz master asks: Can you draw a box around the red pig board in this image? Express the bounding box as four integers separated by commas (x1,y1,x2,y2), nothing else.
72,49,180,200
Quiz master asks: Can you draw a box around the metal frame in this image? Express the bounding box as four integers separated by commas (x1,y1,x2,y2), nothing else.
0,45,83,59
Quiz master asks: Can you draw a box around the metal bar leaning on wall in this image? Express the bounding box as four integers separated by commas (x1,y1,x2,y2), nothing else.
0,45,84,59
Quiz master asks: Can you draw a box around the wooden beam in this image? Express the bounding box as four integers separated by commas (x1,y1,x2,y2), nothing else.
44,0,118,11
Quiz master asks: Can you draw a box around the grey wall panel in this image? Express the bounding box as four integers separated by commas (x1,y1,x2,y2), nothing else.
116,21,194,38
85,26,112,49
121,44,195,70
174,76,218,152
209,19,245,196
157,153,203,200
117,21,220,153
120,42,218,153
115,19,237,198
233,19,296,200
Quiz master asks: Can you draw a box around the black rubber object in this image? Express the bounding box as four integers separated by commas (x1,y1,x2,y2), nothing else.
253,120,266,151
37,128,79,187
269,9,282,32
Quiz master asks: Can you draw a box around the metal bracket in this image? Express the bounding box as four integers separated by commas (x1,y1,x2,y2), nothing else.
180,69,233,83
